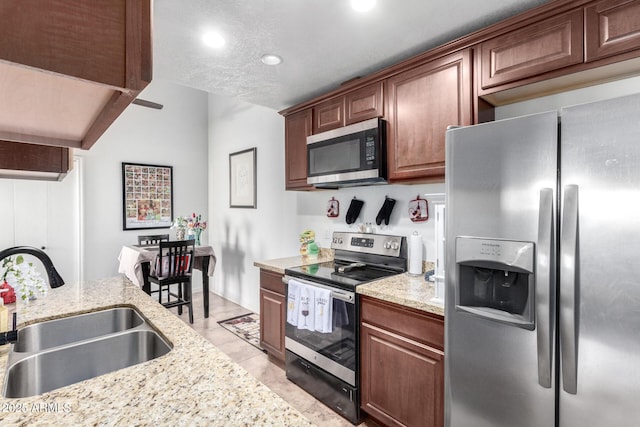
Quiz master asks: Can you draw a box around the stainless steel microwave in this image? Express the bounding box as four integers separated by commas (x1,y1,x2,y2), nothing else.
306,117,386,188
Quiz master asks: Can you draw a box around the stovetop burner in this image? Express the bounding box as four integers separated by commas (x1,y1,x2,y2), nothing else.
285,232,408,291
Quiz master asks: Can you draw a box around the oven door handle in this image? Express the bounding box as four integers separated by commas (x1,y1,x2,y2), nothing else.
283,275,355,303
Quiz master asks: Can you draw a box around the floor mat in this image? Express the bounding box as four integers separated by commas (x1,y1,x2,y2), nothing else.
218,313,265,352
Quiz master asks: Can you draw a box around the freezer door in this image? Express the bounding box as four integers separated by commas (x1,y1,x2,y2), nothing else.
445,111,558,427
559,92,640,426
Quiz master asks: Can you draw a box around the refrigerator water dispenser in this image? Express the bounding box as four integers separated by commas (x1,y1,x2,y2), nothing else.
455,237,535,330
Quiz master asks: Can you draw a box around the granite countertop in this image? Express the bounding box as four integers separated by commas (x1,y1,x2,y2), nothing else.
357,272,445,317
0,277,313,426
256,253,444,317
253,249,334,275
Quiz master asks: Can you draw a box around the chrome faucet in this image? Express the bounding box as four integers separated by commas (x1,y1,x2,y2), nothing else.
0,246,65,345
0,246,65,288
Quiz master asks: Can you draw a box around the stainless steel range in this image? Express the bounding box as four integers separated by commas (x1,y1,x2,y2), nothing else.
283,231,407,424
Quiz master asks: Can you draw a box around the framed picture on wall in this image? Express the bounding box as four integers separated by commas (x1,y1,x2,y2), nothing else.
122,162,174,230
229,147,257,208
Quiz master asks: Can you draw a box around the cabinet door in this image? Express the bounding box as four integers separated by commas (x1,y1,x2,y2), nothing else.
361,322,444,427
313,97,344,134
585,0,640,61
284,109,313,190
345,82,384,125
479,9,583,90
360,296,444,427
386,49,472,181
260,288,286,361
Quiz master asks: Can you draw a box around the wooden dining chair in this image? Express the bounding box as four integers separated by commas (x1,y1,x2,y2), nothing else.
148,240,195,323
138,234,170,246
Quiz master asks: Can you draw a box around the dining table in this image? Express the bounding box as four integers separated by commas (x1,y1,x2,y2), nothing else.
117,244,217,318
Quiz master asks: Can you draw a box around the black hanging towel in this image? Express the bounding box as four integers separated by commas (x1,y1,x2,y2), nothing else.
345,197,364,224
376,196,396,225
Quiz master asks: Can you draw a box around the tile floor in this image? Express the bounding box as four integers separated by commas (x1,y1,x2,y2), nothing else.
168,291,381,427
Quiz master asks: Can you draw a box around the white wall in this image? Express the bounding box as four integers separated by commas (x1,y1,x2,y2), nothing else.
207,94,298,312
79,79,209,282
208,94,445,313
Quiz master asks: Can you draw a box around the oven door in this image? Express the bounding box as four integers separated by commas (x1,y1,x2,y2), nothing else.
283,276,357,386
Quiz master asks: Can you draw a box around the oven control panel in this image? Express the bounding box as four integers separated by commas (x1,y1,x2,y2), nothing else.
331,232,405,257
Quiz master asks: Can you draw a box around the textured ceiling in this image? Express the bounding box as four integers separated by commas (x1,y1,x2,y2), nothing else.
153,0,551,111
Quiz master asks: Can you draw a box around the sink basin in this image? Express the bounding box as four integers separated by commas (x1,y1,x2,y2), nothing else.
2,308,172,398
13,307,145,352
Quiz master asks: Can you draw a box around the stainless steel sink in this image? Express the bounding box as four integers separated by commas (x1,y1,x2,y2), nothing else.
2,308,172,398
13,307,145,352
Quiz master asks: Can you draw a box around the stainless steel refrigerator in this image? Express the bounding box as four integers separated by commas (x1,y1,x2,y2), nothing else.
444,92,640,427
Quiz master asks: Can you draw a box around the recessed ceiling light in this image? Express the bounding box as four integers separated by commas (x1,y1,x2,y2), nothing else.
351,0,376,12
261,54,283,66
202,31,225,48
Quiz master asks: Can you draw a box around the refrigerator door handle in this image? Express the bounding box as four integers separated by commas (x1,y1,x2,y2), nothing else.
536,188,554,388
560,184,579,394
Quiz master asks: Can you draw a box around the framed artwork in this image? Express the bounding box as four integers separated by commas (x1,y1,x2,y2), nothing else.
122,162,174,230
229,147,257,208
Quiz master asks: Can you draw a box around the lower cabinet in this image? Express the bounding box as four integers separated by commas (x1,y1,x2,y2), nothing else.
360,295,444,427
259,269,286,362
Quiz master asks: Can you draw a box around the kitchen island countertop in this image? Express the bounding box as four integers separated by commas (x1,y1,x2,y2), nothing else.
0,276,313,426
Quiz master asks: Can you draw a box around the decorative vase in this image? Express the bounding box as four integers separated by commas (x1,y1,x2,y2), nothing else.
176,228,186,240
193,229,202,246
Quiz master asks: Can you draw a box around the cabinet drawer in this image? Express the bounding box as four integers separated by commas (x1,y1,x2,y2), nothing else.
480,9,584,90
360,295,444,350
585,0,640,61
260,269,284,294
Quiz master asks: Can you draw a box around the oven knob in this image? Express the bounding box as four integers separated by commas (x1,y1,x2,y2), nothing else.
391,242,400,250
383,241,391,249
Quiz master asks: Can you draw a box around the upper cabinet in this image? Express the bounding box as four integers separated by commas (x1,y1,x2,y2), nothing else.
313,97,345,134
285,109,313,190
312,82,384,134
0,0,152,151
478,0,640,103
386,50,472,182
479,10,584,91
585,0,640,61
280,0,640,190
345,82,384,126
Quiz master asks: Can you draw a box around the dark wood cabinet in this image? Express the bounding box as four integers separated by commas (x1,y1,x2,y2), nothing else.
284,109,313,190
386,49,472,182
585,0,640,61
313,97,345,134
360,296,444,427
280,0,640,190
345,82,384,125
313,81,384,134
259,269,286,362
0,0,152,151
0,140,71,180
479,9,584,91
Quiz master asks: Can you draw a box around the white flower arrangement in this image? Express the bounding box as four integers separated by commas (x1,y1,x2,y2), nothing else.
1,256,47,301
